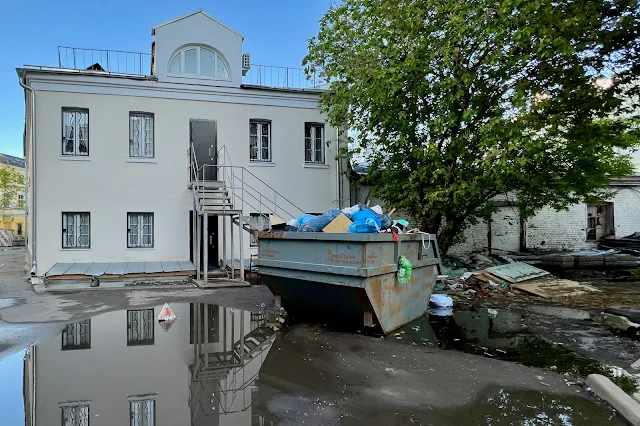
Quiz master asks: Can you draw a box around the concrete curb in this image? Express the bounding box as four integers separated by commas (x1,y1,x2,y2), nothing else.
586,374,640,426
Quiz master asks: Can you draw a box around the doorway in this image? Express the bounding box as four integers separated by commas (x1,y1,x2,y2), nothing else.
189,119,218,181
190,213,219,270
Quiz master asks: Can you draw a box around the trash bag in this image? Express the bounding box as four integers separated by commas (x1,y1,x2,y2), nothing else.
371,205,384,215
375,213,393,230
357,204,392,230
296,214,316,230
300,210,340,232
341,205,360,218
397,255,412,283
430,294,454,307
348,218,380,233
351,209,382,228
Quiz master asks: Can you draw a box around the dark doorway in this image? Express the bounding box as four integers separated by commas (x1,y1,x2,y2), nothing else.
190,213,219,270
189,119,217,181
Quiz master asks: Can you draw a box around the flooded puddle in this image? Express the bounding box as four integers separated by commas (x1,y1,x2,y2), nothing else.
0,301,625,425
391,306,638,394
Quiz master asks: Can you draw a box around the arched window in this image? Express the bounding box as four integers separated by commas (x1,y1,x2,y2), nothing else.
168,45,230,79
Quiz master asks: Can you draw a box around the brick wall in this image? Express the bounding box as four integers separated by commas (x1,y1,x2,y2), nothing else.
491,206,520,252
610,188,640,238
525,204,592,250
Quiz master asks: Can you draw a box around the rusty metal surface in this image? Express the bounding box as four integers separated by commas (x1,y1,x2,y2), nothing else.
364,264,437,334
258,234,440,334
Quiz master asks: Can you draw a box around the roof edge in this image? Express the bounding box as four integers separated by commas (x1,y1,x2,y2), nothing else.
151,9,245,40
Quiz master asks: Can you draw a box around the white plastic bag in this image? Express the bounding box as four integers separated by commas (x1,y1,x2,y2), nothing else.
430,294,454,307
341,205,360,217
371,205,384,215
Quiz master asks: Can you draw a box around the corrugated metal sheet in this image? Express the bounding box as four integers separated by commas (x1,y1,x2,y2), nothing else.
105,262,129,275
125,262,145,274
144,262,164,273
46,261,197,277
162,261,181,272
85,263,110,276
178,261,196,271
485,262,550,283
46,263,75,277
64,263,91,275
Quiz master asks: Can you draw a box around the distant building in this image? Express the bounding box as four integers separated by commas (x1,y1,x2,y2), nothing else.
0,153,26,240
17,9,350,277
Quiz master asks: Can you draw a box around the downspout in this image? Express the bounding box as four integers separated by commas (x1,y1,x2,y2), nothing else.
18,73,36,275
336,126,341,209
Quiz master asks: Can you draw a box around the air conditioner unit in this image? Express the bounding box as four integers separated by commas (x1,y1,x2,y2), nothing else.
242,53,251,76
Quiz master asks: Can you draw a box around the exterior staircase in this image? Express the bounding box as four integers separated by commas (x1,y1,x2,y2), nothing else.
189,144,304,284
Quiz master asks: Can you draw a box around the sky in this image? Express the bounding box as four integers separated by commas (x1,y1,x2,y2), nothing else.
0,350,26,425
0,0,332,158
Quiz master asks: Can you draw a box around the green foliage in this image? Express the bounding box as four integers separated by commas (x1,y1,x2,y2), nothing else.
305,0,640,253
0,164,24,213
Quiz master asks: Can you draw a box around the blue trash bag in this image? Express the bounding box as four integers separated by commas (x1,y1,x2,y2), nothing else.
348,217,381,233
356,204,392,230
300,210,341,232
296,214,317,230
351,210,382,229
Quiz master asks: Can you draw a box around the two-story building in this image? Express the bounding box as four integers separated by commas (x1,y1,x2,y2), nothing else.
0,153,26,245
17,10,349,281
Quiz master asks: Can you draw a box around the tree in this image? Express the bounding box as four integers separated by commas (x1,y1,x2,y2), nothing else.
0,164,24,215
304,0,640,253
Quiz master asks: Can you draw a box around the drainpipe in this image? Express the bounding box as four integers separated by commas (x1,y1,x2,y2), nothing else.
335,125,341,209
18,73,36,275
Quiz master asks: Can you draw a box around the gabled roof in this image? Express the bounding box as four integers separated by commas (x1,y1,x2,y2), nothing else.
0,153,25,169
151,9,244,40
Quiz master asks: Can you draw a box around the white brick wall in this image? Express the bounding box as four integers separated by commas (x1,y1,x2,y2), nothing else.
525,204,592,250
448,219,488,255
491,206,520,252
610,188,640,237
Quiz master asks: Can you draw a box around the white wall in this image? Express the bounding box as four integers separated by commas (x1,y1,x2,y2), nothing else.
153,12,243,88
30,76,337,275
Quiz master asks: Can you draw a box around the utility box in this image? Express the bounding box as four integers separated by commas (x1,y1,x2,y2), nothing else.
256,232,441,334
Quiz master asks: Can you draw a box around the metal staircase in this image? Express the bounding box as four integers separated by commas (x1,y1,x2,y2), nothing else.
189,144,305,284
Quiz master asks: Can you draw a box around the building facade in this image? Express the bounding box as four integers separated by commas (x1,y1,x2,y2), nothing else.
0,153,26,241
18,10,349,277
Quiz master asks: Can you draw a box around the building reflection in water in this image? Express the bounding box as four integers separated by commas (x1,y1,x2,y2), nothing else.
23,303,278,426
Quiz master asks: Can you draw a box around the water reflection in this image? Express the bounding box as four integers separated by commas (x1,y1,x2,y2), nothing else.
23,303,279,426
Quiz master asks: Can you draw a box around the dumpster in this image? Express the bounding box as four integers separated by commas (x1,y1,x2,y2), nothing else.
256,232,441,334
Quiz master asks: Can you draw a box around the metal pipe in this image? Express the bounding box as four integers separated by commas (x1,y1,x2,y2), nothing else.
230,215,234,279
239,213,244,282
18,74,37,275
222,215,227,270
196,214,201,280
336,125,341,209
203,213,208,286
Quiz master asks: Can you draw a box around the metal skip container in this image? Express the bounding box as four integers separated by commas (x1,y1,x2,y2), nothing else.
256,232,441,334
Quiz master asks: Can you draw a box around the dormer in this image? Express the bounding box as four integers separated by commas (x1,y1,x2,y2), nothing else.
151,10,244,87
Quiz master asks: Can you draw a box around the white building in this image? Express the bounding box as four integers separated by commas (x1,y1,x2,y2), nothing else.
17,10,349,280
23,304,276,425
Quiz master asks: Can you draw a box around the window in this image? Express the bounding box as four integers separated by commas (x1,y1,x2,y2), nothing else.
249,120,271,162
128,213,154,248
168,45,230,79
62,213,90,249
62,319,91,350
61,402,90,426
130,397,156,426
129,113,154,158
249,213,269,247
17,194,24,209
127,309,155,345
305,123,325,164
17,223,22,236
62,108,89,156
587,203,614,241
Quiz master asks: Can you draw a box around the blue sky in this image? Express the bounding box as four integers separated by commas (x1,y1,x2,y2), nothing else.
0,350,25,425
0,0,331,157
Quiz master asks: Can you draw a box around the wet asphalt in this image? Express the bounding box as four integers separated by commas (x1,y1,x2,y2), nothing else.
0,247,626,425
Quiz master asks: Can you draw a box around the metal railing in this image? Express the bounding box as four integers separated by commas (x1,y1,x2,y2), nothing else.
189,143,306,221
58,46,151,75
242,64,328,90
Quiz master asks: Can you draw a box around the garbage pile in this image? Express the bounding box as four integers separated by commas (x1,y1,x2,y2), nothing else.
278,203,409,235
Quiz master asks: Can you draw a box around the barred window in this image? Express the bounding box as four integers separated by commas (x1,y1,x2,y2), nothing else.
62,212,90,249
129,113,154,158
304,123,324,164
249,120,271,162
61,402,90,426
129,397,156,426
127,309,155,345
62,108,89,156
128,213,154,248
62,319,91,350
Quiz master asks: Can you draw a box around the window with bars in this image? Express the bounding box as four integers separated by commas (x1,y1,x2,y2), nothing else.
128,213,154,248
62,319,91,350
62,108,89,156
129,398,156,426
249,213,269,247
304,123,325,164
249,120,271,162
129,112,154,158
127,309,155,345
17,194,24,209
61,402,90,426
62,212,90,249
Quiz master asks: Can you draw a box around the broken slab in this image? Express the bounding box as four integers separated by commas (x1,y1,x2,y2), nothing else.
601,313,640,331
512,277,601,299
586,374,640,426
485,262,550,283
